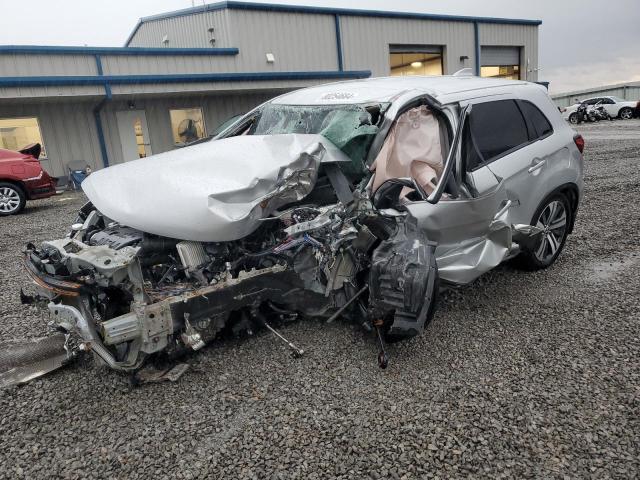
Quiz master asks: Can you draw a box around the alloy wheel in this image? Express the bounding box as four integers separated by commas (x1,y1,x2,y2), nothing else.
620,108,633,120
534,200,567,263
0,186,22,214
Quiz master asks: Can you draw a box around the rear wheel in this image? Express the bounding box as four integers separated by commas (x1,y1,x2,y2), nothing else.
568,112,578,124
0,182,26,216
619,107,633,120
517,194,572,270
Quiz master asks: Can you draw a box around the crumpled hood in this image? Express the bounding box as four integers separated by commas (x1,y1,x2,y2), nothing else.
82,134,350,242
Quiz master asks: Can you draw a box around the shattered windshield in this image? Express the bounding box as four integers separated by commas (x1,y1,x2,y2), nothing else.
251,103,387,175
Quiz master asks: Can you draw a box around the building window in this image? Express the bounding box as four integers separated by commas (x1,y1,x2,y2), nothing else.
170,108,206,145
389,45,443,76
480,65,520,80
0,117,47,157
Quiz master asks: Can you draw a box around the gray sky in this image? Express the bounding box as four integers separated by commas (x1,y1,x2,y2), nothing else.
1,0,638,94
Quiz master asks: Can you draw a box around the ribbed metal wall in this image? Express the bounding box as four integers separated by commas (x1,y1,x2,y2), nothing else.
0,53,97,76
551,83,640,108
0,101,101,176
339,16,475,75
227,10,339,71
0,93,274,176
478,23,538,81
0,85,103,100
108,78,339,96
0,53,103,99
127,10,232,48
99,92,274,168
99,54,238,75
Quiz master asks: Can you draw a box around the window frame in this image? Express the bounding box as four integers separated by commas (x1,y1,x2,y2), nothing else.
168,106,208,145
463,98,552,174
0,115,47,158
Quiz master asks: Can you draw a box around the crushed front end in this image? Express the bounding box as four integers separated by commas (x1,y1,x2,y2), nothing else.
23,192,438,372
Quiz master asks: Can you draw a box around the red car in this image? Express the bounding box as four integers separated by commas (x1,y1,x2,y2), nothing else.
0,143,57,216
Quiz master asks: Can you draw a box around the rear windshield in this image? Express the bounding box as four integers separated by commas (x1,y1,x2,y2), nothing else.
251,103,387,174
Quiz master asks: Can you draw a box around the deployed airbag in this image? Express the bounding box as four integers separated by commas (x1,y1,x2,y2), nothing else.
371,106,444,194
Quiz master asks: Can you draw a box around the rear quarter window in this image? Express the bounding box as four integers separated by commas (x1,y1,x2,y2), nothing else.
518,100,553,140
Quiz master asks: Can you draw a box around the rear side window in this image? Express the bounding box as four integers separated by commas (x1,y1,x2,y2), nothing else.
469,100,529,163
519,100,553,139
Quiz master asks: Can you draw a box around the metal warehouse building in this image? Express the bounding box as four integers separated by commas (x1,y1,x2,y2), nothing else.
0,1,541,177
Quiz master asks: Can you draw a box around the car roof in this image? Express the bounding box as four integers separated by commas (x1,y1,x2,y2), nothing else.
271,75,531,106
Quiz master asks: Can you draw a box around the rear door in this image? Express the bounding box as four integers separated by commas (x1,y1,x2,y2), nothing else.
462,97,557,226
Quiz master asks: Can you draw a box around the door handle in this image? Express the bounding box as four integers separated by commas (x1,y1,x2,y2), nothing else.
528,159,546,173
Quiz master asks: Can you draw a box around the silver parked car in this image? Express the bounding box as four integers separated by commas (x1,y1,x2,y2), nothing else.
22,75,584,372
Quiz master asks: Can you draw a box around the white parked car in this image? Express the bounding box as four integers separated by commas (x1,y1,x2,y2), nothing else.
562,96,637,123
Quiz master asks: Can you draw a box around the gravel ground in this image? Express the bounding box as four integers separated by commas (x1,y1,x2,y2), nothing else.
0,119,639,479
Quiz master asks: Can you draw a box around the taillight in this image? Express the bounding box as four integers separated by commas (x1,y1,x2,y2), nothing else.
573,134,585,154
561,107,566,112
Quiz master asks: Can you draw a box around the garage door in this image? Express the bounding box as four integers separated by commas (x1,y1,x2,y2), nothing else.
481,46,520,66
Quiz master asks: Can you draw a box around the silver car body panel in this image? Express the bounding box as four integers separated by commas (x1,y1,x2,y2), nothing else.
405,181,511,284
386,81,583,284
82,134,351,242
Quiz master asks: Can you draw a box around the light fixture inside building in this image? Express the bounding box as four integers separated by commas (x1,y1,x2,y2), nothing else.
411,61,423,68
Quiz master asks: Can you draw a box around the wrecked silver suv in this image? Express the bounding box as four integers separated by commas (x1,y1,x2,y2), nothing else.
22,76,584,373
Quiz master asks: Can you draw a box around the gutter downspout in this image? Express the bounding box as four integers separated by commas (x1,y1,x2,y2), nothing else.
93,54,111,169
334,14,344,71
473,22,480,76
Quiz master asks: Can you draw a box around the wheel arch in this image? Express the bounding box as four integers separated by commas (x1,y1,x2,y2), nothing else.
539,182,580,234
0,178,27,197
618,106,633,118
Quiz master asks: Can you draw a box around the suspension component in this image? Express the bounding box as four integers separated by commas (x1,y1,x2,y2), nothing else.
373,318,389,369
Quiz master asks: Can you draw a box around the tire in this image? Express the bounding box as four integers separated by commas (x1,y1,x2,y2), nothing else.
568,112,578,124
516,193,572,271
619,107,633,120
0,182,26,216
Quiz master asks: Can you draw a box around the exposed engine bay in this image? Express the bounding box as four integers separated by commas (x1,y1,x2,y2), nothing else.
24,196,436,372
22,132,439,372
